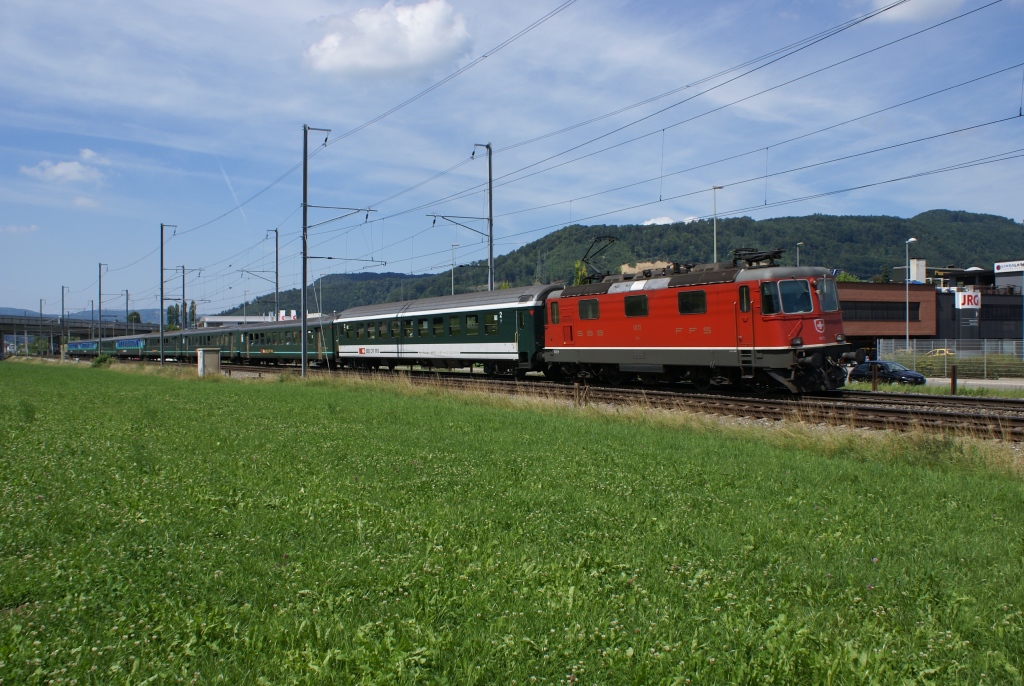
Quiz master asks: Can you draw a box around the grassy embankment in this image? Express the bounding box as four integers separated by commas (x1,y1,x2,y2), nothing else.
1,361,1023,684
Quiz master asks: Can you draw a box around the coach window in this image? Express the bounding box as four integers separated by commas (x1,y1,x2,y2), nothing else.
449,315,461,336
779,280,813,314
367,322,376,339
466,314,479,336
379,322,389,338
677,290,706,315
433,317,445,336
484,313,499,335
391,320,401,338
550,302,560,324
403,320,413,338
739,286,751,313
624,294,648,317
760,282,781,315
578,298,600,320
418,319,429,337
343,324,353,340
816,277,840,312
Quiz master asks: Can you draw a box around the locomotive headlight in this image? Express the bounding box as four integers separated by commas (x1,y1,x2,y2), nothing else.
835,334,846,342
791,337,804,347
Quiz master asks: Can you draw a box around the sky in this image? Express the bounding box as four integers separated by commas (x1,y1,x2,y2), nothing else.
1,0,1023,315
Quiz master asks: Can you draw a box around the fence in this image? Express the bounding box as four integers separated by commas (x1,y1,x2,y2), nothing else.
876,339,1024,379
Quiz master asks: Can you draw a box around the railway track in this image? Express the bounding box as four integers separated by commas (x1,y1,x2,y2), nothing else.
159,360,1024,439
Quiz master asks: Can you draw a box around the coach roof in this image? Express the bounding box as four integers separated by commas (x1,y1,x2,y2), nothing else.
334,284,562,322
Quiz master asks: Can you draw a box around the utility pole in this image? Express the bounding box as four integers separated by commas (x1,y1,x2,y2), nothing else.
38,299,44,357
268,229,279,321
712,185,723,263
98,263,106,352
89,300,94,339
61,285,69,353
302,124,331,378
474,143,494,291
159,223,175,366
180,265,187,330
124,290,130,336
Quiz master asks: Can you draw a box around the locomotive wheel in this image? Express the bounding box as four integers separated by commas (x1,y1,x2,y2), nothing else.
690,370,711,392
542,363,564,380
600,365,624,387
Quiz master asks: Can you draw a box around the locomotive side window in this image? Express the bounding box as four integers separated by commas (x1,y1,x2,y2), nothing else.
404,320,414,338
418,319,429,337
739,286,751,313
433,317,445,337
817,278,840,312
467,315,479,336
677,290,706,315
550,302,560,324
449,315,462,336
624,294,648,317
760,282,781,315
578,299,600,320
484,313,499,335
779,280,813,313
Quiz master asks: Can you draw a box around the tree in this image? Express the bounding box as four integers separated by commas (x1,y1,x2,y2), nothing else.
835,272,864,282
572,260,589,286
166,304,180,329
127,311,142,324
189,301,197,328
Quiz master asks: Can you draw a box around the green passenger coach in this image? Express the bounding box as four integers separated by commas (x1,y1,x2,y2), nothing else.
334,285,560,375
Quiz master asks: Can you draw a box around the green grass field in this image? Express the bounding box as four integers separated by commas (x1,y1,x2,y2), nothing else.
1,361,1023,685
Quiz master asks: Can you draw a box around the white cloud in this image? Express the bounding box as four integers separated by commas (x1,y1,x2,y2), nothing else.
306,0,472,76
73,196,99,208
20,160,104,183
642,216,675,225
2,224,39,234
870,0,967,22
79,148,110,165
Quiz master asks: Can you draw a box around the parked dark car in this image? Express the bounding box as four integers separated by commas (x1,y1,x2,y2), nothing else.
848,361,927,385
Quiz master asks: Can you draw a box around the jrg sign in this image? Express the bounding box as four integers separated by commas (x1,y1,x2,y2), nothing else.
955,292,981,309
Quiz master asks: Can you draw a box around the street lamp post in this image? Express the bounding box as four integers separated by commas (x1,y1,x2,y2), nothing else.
451,244,459,295
712,186,723,263
905,237,918,350
796,242,804,267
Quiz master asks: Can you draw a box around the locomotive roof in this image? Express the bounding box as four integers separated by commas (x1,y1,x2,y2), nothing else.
558,265,832,297
334,284,562,322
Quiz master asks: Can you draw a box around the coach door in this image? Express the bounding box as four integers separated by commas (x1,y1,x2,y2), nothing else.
735,285,754,377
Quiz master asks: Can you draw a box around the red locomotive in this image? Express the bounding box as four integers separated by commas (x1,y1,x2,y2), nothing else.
540,249,855,392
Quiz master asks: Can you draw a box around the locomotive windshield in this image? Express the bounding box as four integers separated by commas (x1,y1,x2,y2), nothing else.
779,280,814,313
816,277,840,312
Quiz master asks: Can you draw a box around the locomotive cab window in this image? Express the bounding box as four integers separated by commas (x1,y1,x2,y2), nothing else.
517,311,526,329
677,290,706,315
816,277,840,312
760,282,781,315
448,316,461,336
466,315,479,336
484,313,499,335
578,299,600,320
550,302,560,324
739,286,751,313
779,280,813,314
624,294,648,317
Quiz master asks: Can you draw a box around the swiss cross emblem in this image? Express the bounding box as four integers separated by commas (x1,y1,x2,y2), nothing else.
814,319,825,333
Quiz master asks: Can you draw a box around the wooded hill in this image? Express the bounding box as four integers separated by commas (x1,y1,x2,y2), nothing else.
222,209,1022,315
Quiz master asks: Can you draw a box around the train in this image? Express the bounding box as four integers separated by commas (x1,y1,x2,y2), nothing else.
64,251,857,393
